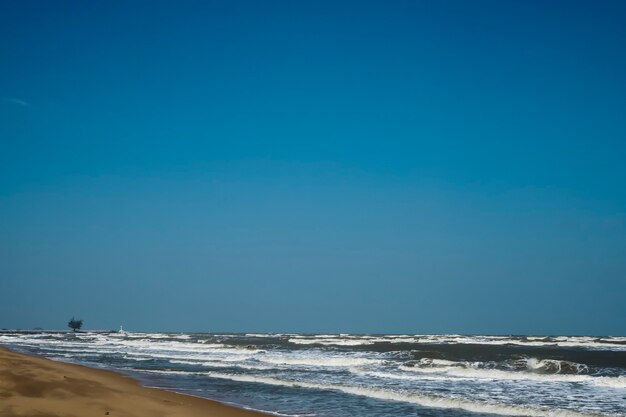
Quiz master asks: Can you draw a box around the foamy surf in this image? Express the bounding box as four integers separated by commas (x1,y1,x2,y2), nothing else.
1,332,624,417
205,372,611,417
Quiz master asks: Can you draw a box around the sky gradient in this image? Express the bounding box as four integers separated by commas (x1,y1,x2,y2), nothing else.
1,1,625,335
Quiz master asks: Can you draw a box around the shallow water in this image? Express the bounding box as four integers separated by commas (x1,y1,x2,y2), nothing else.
2,332,625,417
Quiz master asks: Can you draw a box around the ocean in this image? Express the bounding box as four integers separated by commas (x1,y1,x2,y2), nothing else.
1,332,624,417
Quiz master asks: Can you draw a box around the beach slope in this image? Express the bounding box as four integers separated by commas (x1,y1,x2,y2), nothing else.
0,346,264,417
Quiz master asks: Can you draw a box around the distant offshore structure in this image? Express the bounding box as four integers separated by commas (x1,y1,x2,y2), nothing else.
118,325,127,335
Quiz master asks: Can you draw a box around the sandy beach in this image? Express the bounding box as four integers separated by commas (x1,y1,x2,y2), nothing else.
0,346,265,417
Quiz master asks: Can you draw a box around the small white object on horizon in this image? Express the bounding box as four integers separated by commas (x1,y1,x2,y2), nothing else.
119,325,126,334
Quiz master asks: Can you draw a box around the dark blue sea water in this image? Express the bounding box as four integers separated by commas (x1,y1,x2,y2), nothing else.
2,332,625,417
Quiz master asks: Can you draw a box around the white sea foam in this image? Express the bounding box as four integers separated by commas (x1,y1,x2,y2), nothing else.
170,359,227,366
399,362,626,388
258,355,381,368
284,334,626,350
124,351,253,363
591,376,626,389
237,405,317,417
205,372,610,417
410,357,591,377
411,336,626,351
139,369,197,375
288,338,375,346
415,358,465,367
169,359,275,371
524,358,589,374
351,369,471,382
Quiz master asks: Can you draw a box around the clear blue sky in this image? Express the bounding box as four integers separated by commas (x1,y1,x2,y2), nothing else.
1,1,625,335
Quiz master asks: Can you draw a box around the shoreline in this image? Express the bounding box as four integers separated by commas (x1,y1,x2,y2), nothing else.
0,345,267,417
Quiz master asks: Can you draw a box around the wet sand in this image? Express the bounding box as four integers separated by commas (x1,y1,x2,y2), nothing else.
0,346,266,417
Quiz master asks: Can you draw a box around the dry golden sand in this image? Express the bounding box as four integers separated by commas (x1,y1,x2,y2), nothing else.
0,346,266,417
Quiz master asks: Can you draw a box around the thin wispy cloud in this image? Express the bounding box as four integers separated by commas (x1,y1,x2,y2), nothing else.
3,97,31,107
